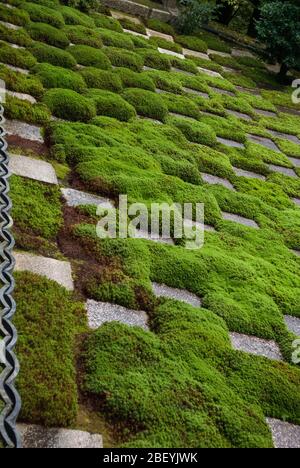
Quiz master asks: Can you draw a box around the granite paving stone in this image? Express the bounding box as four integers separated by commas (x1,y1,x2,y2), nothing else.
9,154,58,184
233,166,266,181
86,299,149,330
230,332,283,360
284,315,300,336
152,282,202,307
61,188,114,209
222,212,259,229
5,120,44,142
201,172,235,190
266,418,300,448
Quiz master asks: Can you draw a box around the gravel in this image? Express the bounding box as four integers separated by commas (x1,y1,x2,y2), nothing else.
268,164,298,178
222,212,259,229
152,282,202,308
230,332,283,361
233,166,266,181
201,172,235,190
61,188,114,209
9,154,58,184
247,134,281,152
284,315,300,336
217,137,245,149
86,299,149,330
18,424,103,449
266,418,300,448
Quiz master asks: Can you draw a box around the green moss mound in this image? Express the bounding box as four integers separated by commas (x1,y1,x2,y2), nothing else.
26,22,69,48
64,25,103,48
33,63,86,92
43,88,96,122
67,44,111,69
29,41,77,68
104,47,144,72
0,40,36,69
122,88,168,122
79,67,122,93
22,2,65,29
86,89,136,122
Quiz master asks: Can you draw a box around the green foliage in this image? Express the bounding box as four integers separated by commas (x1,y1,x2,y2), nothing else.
91,12,122,32
33,63,86,92
64,25,103,48
60,5,95,28
67,44,111,69
162,93,200,119
118,67,155,91
29,41,77,68
4,94,50,124
170,116,217,146
149,36,183,54
175,35,208,53
86,89,136,122
98,28,134,50
197,30,231,53
79,67,122,92
43,88,96,122
146,19,175,36
137,48,171,71
0,3,29,26
104,47,143,72
0,24,32,47
61,0,98,13
122,88,168,122
256,1,300,72
175,0,217,34
22,2,65,28
0,41,36,69
15,271,83,426
26,22,69,48
119,18,147,35
0,63,43,98
10,175,62,239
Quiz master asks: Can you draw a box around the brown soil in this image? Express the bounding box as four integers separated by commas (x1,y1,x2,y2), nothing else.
7,135,49,156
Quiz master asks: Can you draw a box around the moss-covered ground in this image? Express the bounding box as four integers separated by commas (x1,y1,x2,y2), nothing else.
1,0,300,448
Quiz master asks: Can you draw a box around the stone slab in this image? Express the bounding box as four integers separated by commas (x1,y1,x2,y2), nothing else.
197,67,223,78
266,418,300,449
0,20,20,30
254,108,277,118
146,28,174,42
183,87,209,98
182,48,210,60
230,332,283,361
152,282,202,308
293,249,300,257
0,62,29,74
293,198,300,207
105,0,149,18
61,188,114,209
18,424,103,449
233,166,266,181
222,212,259,229
268,164,298,178
211,86,235,97
207,49,231,58
284,315,300,336
236,86,261,96
288,157,300,168
110,10,143,24
247,134,281,153
268,130,300,145
5,120,44,142
133,228,174,245
171,67,194,76
7,90,36,103
231,48,255,58
158,47,185,60
217,136,245,149
123,28,149,39
201,172,235,190
86,299,149,330
183,218,216,233
227,109,252,120
14,252,74,291
9,154,58,184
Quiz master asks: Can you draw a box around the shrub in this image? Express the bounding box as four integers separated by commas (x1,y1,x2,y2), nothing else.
22,2,65,29
79,67,122,92
104,47,143,72
64,25,103,48
137,49,171,71
170,116,217,146
196,30,231,53
43,88,96,122
67,44,111,69
15,271,82,426
29,42,77,69
118,67,155,91
0,41,36,69
97,28,134,50
91,12,122,32
0,64,44,98
175,0,216,34
175,35,208,53
122,88,168,121
0,24,32,47
86,89,136,121
33,63,86,92
149,36,183,54
119,18,147,35
4,94,50,124
0,4,30,26
60,5,95,28
26,22,69,48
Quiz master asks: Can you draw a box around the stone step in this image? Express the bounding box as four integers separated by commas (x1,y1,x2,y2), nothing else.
18,424,103,449
254,108,277,118
292,249,300,257
232,166,266,181
201,172,235,191
247,134,281,153
268,164,298,179
111,10,143,25
61,188,114,209
268,129,300,145
9,154,58,185
171,66,195,76
231,48,255,58
222,212,259,229
0,20,21,30
226,109,252,120
266,418,300,449
182,87,209,98
5,120,44,142
152,282,202,308
0,62,29,74
183,218,216,233
284,315,300,336
7,90,36,104
146,28,174,42
86,299,149,330
211,86,235,97
236,86,261,96
288,157,300,168
169,111,196,121
208,49,231,58
197,67,223,79
230,332,283,361
217,136,245,149
182,48,210,60
123,28,149,39
14,252,74,291
293,198,300,207
133,228,174,245
158,47,185,60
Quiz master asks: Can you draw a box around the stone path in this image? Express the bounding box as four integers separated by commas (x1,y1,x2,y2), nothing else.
201,172,235,190
61,188,114,209
247,134,281,153
233,166,266,181
236,86,261,96
268,130,300,145
18,424,103,449
222,212,259,229
217,136,245,149
152,282,202,308
183,87,209,98
158,47,185,60
7,90,36,104
266,418,300,449
197,67,223,78
5,120,44,142
268,164,298,179
86,299,149,330
254,108,277,118
14,252,74,291
9,154,58,184
211,86,235,97
230,332,283,361
0,62,29,74
183,48,210,60
226,109,252,120
208,49,231,58
146,28,174,42
284,315,300,336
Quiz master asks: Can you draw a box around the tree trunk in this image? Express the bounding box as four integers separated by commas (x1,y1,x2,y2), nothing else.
215,0,235,26
278,63,289,82
247,6,261,37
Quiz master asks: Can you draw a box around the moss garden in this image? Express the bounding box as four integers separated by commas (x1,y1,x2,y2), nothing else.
1,0,300,449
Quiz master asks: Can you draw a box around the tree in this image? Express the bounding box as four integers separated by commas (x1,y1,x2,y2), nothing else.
256,1,300,80
175,0,217,34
